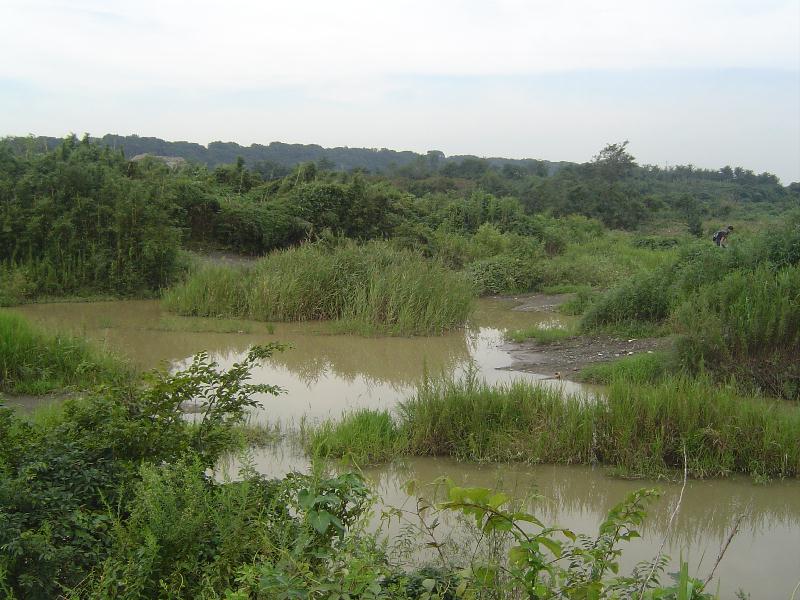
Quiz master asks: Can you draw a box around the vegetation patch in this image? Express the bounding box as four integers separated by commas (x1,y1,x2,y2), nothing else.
505,321,575,344
675,264,800,400
0,311,130,394
390,375,800,479
164,241,475,335
0,337,758,599
304,409,400,465
577,351,669,385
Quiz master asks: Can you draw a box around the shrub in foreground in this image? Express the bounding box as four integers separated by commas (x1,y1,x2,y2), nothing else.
0,345,283,598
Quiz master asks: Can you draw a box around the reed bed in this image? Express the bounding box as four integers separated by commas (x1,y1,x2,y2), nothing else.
0,311,129,394
164,241,475,335
304,409,400,465
310,374,800,479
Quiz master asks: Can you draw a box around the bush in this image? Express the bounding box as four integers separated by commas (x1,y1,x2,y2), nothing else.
0,346,283,598
467,254,541,295
582,218,800,331
675,264,800,399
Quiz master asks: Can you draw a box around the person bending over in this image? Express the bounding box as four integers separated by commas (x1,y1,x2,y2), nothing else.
712,225,734,247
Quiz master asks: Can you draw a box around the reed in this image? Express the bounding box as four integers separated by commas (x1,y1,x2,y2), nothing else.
304,409,400,465
164,241,475,335
312,374,800,479
0,311,130,394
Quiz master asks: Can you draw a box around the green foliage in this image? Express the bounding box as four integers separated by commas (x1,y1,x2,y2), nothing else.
0,345,282,598
165,241,475,335
0,136,182,300
583,217,800,331
467,254,540,295
582,219,800,396
558,287,598,316
388,480,713,599
0,333,746,599
675,264,800,399
395,373,800,479
577,351,669,385
0,310,129,394
305,409,401,465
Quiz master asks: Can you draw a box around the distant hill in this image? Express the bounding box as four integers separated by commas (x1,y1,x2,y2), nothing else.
2,133,571,175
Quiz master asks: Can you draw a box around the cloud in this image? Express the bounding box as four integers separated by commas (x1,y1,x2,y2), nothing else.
0,0,798,181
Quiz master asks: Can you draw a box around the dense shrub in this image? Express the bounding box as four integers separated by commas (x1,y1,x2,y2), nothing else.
675,264,800,399
0,136,182,298
0,346,283,598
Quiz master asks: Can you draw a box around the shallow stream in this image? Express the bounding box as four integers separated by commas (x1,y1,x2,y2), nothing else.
8,299,800,597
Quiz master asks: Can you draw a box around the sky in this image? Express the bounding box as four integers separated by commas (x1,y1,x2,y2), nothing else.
1,0,798,182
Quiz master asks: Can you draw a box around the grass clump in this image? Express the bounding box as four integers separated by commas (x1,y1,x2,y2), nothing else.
400,376,592,464
674,263,800,399
577,351,669,385
0,310,129,394
394,374,800,479
164,241,475,335
558,286,598,316
304,409,400,465
505,321,575,344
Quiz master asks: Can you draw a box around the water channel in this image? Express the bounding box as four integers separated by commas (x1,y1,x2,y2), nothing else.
7,299,800,597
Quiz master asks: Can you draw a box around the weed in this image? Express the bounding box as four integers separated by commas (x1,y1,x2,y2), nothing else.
0,310,130,394
506,321,575,344
165,241,475,336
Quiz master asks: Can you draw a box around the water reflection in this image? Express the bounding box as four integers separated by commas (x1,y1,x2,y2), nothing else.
228,444,800,599
12,299,593,422
11,298,800,596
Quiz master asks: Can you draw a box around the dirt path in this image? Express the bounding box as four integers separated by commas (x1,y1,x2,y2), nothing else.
501,294,667,379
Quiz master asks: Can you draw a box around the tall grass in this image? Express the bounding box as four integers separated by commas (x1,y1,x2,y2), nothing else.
308,374,800,479
401,375,800,478
304,409,400,465
577,351,669,385
400,375,594,464
0,311,129,394
675,264,800,399
164,241,475,335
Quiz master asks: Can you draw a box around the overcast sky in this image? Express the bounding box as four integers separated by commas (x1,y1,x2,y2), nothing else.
1,0,798,182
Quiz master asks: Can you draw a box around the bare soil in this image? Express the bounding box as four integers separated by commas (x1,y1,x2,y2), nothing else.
502,292,576,312
500,293,668,379
501,335,668,378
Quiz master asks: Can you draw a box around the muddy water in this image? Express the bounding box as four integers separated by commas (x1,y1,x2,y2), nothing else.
223,446,800,599
11,298,591,421
10,299,800,596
